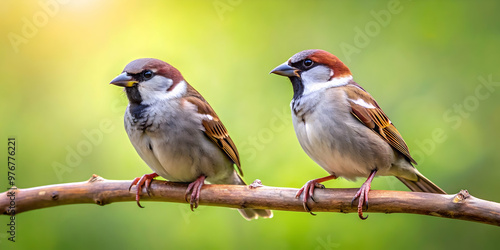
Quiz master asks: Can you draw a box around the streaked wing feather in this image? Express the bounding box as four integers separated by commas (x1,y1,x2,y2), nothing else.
350,102,375,129
201,118,242,174
184,95,243,175
346,84,417,164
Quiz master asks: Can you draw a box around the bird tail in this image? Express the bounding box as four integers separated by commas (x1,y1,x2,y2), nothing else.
396,170,446,194
232,172,273,220
238,207,274,220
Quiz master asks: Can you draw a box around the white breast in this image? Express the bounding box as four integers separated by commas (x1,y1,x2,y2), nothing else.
291,88,395,181
125,99,234,184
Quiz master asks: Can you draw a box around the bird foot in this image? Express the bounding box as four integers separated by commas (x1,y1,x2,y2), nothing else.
295,175,337,215
351,182,371,220
184,175,206,211
351,170,377,220
295,180,325,215
129,172,159,208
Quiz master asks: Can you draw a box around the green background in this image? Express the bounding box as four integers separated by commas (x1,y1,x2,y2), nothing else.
1,0,500,249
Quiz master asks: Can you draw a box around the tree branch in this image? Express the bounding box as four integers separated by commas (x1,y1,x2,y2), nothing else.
1,174,499,226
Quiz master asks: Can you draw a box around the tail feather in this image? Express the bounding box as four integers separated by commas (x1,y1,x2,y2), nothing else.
223,171,274,220
238,208,274,220
396,171,446,194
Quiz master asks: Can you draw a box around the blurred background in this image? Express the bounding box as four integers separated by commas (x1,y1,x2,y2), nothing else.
1,0,500,249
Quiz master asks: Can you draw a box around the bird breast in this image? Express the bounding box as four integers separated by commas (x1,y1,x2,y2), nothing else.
124,99,234,183
291,88,395,181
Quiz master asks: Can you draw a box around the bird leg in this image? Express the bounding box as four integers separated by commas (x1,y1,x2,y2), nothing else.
129,172,159,208
185,175,206,211
351,169,377,220
295,175,337,215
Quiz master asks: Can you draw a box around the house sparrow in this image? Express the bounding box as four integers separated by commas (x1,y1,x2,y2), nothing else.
270,49,446,219
110,58,272,220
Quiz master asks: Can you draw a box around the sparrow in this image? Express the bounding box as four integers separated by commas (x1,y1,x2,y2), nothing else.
110,58,272,220
270,49,446,219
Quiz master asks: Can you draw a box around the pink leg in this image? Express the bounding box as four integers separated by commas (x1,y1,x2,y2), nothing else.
129,173,159,208
351,170,377,220
184,175,206,211
295,175,337,215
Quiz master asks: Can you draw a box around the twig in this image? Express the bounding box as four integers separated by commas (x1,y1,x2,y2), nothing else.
1,175,499,226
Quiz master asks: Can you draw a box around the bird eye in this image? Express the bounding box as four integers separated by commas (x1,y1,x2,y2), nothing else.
142,70,153,79
303,59,313,67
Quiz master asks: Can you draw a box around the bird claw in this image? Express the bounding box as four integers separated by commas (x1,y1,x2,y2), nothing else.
295,175,337,216
295,180,323,216
351,170,377,220
129,173,159,208
185,175,206,211
351,182,370,220
303,203,317,216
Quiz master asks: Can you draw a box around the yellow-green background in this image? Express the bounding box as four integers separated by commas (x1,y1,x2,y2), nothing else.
1,0,500,249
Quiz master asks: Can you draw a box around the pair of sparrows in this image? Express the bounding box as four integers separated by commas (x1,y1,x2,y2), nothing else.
110,49,446,220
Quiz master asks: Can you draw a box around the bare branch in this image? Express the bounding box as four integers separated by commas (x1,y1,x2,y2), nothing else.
1,175,499,226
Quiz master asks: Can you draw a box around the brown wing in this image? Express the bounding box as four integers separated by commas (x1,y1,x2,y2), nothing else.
183,87,243,175
345,83,417,164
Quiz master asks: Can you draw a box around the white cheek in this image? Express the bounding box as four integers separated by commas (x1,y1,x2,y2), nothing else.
139,77,187,104
302,73,353,96
301,66,332,84
301,66,352,96
163,80,187,100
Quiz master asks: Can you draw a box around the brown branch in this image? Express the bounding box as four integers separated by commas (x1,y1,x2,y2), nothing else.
1,174,499,226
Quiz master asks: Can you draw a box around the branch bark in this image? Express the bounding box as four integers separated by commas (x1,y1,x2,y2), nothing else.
1,174,499,226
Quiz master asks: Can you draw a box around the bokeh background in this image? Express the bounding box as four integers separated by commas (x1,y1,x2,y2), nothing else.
1,0,500,249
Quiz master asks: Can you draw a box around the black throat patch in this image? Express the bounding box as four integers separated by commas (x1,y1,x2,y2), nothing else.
125,86,149,121
125,85,143,104
290,76,304,100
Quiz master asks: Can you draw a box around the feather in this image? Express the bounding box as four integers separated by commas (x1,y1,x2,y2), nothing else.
183,86,242,176
344,82,417,164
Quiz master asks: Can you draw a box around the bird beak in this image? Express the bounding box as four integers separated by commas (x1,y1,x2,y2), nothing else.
110,72,138,87
270,62,300,77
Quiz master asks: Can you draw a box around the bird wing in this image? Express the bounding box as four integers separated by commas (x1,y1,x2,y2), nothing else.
183,89,243,176
344,83,417,164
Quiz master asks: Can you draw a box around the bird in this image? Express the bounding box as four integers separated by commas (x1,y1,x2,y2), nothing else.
270,49,446,219
110,58,272,220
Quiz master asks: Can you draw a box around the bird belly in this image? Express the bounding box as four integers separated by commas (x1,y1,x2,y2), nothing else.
292,102,395,181
132,129,234,183
125,108,234,184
